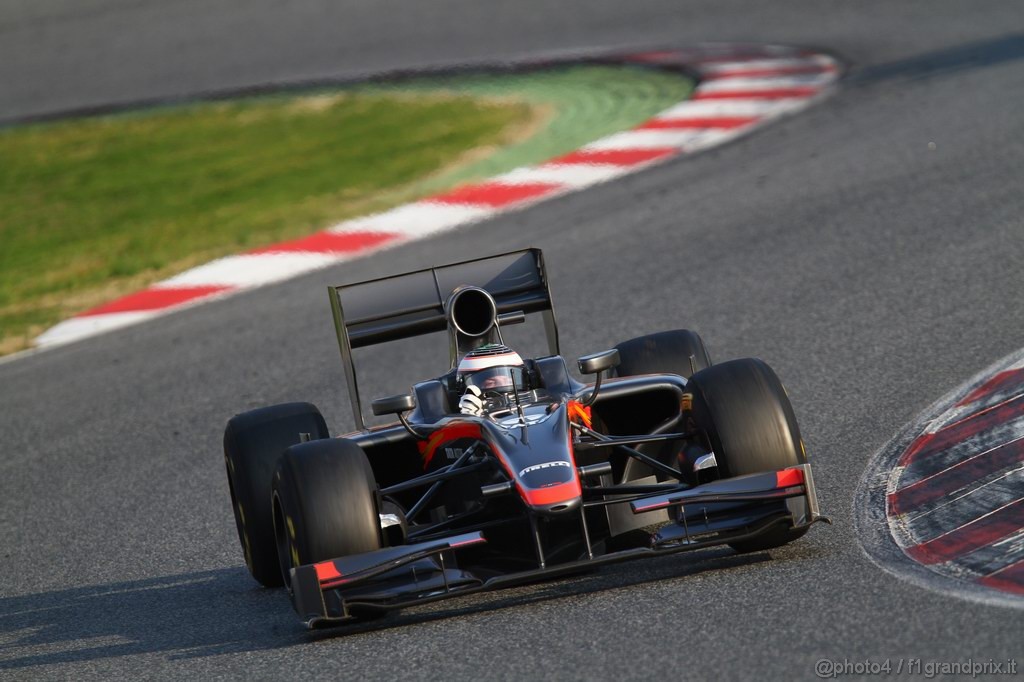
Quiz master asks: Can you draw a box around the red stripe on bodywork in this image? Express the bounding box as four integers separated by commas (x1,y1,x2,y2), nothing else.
899,394,1024,466
418,422,485,469
639,116,759,130
81,285,232,316
775,467,805,488
904,498,1024,565
550,148,677,167
977,559,1024,595
428,182,560,207
888,437,1024,516
449,535,487,549
314,561,343,583
956,368,1024,407
519,479,582,507
250,230,398,255
693,87,820,100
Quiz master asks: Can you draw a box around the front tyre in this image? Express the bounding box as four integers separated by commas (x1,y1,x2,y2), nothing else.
223,402,329,587
272,438,381,589
686,358,808,553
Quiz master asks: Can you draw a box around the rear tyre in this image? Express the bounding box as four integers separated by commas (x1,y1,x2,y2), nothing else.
223,402,329,587
272,438,381,589
686,358,808,553
613,329,712,379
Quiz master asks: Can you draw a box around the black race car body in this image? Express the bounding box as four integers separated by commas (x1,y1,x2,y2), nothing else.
223,248,827,628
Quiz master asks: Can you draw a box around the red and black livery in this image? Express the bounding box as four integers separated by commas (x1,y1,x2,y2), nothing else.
222,249,828,628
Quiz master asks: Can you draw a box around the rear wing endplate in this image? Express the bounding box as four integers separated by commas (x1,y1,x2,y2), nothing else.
329,248,559,429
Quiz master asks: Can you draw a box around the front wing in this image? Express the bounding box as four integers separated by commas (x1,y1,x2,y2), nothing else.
290,463,826,628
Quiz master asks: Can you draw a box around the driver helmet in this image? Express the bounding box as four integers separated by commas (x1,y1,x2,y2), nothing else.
457,344,528,394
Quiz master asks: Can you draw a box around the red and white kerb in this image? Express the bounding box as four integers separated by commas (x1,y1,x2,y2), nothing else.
35,44,839,349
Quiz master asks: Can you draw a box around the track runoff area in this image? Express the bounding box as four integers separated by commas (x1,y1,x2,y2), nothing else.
858,348,1024,605
36,43,840,348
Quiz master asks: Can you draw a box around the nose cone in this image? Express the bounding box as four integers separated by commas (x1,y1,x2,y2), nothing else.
517,458,581,514
483,404,582,514
523,491,582,515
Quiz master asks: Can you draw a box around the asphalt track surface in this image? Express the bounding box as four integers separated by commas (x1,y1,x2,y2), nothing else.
2,2,1024,679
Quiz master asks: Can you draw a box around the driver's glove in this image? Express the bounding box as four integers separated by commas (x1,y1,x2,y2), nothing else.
459,385,484,415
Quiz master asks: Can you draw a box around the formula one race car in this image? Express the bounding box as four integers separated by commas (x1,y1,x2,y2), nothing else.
223,248,827,628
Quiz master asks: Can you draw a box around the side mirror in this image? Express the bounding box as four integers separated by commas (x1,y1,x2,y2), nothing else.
371,393,425,441
371,393,415,416
577,349,619,408
578,349,620,375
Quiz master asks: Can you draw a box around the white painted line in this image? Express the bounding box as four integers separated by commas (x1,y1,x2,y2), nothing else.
886,466,907,495
927,391,1024,434
992,529,1024,551
158,252,343,288
35,311,162,347
696,74,833,92
895,434,1024,495
681,128,747,151
493,163,629,189
902,466,1024,524
582,129,705,151
334,202,493,239
654,99,805,119
700,74,835,92
698,56,836,74
908,489,1024,541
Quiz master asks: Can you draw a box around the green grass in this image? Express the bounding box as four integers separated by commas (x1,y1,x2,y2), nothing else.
0,93,535,352
0,66,692,355
358,65,693,193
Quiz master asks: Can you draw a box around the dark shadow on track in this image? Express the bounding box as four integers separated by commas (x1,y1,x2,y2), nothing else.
0,568,305,669
851,33,1024,85
0,544,824,667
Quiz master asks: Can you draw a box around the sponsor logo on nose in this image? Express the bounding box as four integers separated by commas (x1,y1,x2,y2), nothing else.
519,461,571,477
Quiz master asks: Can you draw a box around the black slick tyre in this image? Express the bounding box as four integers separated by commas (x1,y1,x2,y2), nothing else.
687,358,808,553
272,438,381,589
613,329,712,379
223,402,329,587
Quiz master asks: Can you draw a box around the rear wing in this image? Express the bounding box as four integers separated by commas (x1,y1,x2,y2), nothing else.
329,248,560,430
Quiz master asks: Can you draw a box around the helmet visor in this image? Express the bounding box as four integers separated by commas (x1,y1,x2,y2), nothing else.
463,366,526,393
